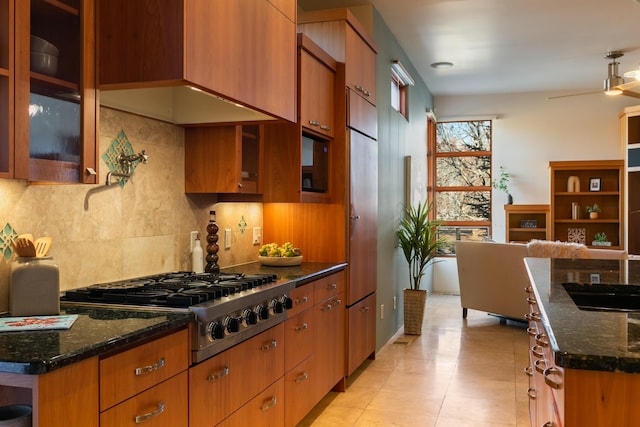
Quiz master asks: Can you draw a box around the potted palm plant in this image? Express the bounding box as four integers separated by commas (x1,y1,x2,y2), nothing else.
397,201,444,335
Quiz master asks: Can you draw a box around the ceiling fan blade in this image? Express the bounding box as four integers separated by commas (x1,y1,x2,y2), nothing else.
621,89,640,99
546,90,602,100
616,80,640,91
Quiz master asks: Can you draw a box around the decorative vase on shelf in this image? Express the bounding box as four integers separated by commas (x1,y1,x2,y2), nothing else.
589,212,598,219
506,194,513,205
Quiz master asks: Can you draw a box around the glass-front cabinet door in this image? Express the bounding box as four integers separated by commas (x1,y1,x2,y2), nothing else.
0,0,13,179
14,0,97,183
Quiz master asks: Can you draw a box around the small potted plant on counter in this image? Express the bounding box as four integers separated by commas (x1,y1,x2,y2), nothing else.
592,232,611,246
586,203,600,219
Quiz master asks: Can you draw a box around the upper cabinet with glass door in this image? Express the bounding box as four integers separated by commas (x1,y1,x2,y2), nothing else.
14,0,97,183
0,0,13,179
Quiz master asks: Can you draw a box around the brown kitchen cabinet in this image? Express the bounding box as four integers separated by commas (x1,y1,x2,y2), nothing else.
346,292,376,376
189,323,284,427
13,0,98,183
0,0,13,179
98,0,296,123
550,160,624,249
620,105,640,255
262,34,339,204
185,124,264,194
216,378,285,427
298,8,378,106
504,204,550,243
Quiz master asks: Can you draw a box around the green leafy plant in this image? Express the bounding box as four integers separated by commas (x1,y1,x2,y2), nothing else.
586,203,600,213
492,166,511,195
594,232,608,243
396,201,445,290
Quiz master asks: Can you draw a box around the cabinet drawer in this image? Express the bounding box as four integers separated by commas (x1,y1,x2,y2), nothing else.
347,89,377,140
100,371,188,427
284,309,315,370
100,329,189,410
288,285,315,317
313,271,346,302
284,355,318,427
189,323,284,426
347,293,376,375
216,377,284,427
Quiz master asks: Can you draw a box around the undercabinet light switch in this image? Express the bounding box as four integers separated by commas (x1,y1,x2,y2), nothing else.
190,231,198,253
225,229,231,249
253,227,261,245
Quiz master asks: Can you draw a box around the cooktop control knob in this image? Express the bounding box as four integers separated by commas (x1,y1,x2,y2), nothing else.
224,316,241,334
207,321,224,341
256,304,269,320
243,308,258,326
280,295,293,310
270,298,284,314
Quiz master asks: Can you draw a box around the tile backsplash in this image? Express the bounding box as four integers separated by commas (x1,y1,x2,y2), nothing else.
0,107,263,312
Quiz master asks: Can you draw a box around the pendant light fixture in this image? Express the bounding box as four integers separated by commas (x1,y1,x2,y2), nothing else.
604,51,624,96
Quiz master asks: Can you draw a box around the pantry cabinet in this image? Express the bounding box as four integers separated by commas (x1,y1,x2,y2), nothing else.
620,105,640,255
12,0,98,183
0,0,12,179
300,35,335,139
98,0,296,123
185,124,264,195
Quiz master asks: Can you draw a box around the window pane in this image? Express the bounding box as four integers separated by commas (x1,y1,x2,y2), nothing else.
436,121,491,153
436,191,490,221
436,156,491,187
438,226,490,254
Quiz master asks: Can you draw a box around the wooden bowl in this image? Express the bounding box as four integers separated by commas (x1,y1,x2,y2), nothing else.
258,255,303,266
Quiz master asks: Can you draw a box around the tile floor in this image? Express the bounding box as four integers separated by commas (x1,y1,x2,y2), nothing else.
298,293,531,427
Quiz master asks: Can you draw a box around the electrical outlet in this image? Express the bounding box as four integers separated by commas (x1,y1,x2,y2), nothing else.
393,296,397,310
190,231,198,253
380,304,384,319
253,227,261,245
225,229,231,249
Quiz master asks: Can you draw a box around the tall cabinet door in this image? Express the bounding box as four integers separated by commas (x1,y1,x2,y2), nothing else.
348,129,378,305
0,0,13,179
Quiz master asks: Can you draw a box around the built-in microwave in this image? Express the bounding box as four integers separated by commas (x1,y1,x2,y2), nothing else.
301,132,329,193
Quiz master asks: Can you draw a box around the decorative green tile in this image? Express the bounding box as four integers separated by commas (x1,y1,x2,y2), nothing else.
101,130,139,188
0,223,18,261
238,216,247,235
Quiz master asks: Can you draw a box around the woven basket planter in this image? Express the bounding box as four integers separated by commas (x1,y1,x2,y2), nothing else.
403,289,427,335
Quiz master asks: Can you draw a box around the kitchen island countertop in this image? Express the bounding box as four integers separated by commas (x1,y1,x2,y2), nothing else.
525,257,640,373
0,261,347,375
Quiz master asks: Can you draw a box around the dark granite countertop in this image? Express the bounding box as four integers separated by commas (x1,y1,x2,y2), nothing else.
525,257,640,373
0,261,346,376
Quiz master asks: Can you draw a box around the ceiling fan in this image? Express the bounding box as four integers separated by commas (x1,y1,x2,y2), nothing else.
548,51,640,100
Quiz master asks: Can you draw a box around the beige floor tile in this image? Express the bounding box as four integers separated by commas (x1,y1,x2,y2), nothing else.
297,294,529,427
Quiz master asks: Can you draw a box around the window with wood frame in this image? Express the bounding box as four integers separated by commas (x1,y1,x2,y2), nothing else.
391,70,408,118
428,119,492,254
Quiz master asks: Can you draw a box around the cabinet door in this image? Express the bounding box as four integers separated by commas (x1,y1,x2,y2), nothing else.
284,308,315,371
189,324,284,426
216,378,284,427
347,88,377,139
345,25,376,105
348,130,378,304
284,355,316,427
347,292,376,375
300,49,334,138
313,293,345,397
0,0,12,179
185,124,263,194
14,0,97,183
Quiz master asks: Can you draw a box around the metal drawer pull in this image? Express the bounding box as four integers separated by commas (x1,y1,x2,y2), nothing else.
544,367,563,389
534,358,547,374
524,365,534,377
295,323,308,332
134,357,165,376
526,297,537,305
320,125,331,131
207,367,229,382
360,306,369,312
525,312,541,322
261,340,277,352
308,120,320,126
260,396,277,412
134,401,165,423
525,286,533,294
295,371,309,384
321,304,333,312
295,296,309,304
526,327,537,336
543,422,557,427
527,386,536,400
332,299,342,306
363,89,371,97
535,333,549,347
531,345,545,359
327,283,337,290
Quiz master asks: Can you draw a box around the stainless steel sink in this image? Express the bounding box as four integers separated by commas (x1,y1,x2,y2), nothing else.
561,282,640,312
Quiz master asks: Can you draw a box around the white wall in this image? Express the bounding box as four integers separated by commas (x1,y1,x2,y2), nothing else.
433,91,639,293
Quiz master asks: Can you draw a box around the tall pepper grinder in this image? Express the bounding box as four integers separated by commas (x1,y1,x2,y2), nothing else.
205,210,220,274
